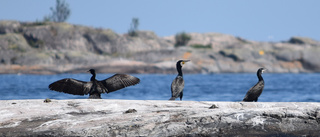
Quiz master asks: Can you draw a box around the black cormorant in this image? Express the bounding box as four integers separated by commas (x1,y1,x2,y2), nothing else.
242,68,267,102
49,69,140,99
169,60,190,101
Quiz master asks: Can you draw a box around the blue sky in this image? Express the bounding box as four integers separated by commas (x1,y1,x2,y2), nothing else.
1,0,319,42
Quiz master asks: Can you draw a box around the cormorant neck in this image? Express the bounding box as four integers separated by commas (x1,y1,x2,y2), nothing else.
257,71,263,81
90,73,96,81
177,64,183,77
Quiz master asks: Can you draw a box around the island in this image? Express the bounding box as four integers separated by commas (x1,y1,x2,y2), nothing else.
0,99,319,136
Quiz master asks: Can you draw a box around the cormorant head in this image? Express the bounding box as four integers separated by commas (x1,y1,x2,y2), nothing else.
88,69,96,75
177,60,190,67
258,68,267,74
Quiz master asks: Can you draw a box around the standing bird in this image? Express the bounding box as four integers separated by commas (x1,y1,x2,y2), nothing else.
242,68,267,102
169,60,190,101
49,69,140,99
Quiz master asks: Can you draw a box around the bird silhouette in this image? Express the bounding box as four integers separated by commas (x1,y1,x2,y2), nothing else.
169,60,190,101
49,69,140,99
243,68,267,102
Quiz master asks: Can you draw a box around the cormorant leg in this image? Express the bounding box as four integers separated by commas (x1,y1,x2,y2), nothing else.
179,91,183,101
89,93,101,99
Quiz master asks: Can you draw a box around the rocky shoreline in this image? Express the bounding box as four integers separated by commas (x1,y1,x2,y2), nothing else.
0,99,319,137
1,20,320,74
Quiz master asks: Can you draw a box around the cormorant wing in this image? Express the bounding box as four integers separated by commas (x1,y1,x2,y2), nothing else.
171,76,184,98
49,78,92,95
243,81,264,101
100,74,140,93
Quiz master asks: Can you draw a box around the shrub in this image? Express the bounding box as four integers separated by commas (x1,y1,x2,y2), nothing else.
190,44,212,49
128,18,139,37
175,32,191,47
44,0,71,22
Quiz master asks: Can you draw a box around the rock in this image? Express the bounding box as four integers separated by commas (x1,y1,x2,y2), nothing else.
275,49,302,62
279,61,304,73
0,33,32,65
0,20,21,34
43,98,51,103
209,104,218,109
218,49,256,62
1,20,320,74
288,36,320,46
124,109,137,114
0,100,319,137
301,47,320,71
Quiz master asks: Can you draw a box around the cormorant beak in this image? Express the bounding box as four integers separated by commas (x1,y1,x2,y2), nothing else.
182,60,190,64
262,68,267,73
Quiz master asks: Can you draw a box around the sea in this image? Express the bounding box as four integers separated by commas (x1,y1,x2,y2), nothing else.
0,73,319,102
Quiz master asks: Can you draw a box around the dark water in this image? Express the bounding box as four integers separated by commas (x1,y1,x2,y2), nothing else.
0,73,319,102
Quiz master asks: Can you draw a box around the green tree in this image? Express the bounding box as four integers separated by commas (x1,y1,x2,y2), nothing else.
44,0,71,22
128,18,139,37
175,32,191,47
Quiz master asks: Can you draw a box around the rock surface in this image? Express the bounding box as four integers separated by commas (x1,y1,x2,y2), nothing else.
0,99,319,137
1,20,320,74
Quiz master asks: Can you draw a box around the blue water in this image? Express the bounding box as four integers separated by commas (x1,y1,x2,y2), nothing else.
0,73,319,102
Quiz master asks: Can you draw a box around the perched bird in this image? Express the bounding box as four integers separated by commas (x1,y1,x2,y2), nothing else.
242,68,267,102
169,60,190,101
49,69,140,99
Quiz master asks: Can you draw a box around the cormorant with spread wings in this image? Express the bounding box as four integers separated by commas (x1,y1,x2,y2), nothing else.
49,69,140,99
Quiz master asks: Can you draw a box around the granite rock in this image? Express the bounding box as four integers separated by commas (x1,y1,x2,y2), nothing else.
0,100,319,137
1,21,320,74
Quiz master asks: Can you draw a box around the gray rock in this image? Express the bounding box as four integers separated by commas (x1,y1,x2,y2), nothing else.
1,20,320,74
0,20,21,34
275,49,302,62
288,36,320,46
0,100,319,137
302,47,320,71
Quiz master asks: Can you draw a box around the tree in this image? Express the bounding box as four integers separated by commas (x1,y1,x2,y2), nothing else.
175,32,191,47
44,0,71,22
128,18,139,37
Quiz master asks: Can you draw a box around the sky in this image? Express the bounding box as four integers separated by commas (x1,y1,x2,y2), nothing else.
1,0,319,42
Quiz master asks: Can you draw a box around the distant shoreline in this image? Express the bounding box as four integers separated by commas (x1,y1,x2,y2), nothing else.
1,20,320,74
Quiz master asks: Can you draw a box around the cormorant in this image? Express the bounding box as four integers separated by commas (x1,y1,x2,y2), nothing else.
169,60,190,101
49,69,140,99
242,68,267,102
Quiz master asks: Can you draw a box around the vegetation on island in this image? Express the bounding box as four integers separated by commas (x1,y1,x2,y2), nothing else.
128,18,140,37
43,0,71,22
175,32,192,47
